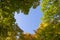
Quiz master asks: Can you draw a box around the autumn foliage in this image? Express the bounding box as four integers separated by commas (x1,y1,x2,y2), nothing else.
0,0,60,40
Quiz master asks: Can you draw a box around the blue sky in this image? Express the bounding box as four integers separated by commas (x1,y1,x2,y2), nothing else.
14,6,43,34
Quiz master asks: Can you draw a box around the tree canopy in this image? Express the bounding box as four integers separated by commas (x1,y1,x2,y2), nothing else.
0,0,60,40
0,0,40,14
35,0,60,40
0,0,40,40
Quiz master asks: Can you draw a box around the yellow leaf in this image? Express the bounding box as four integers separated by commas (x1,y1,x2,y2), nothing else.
8,32,11,36
40,23,48,29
